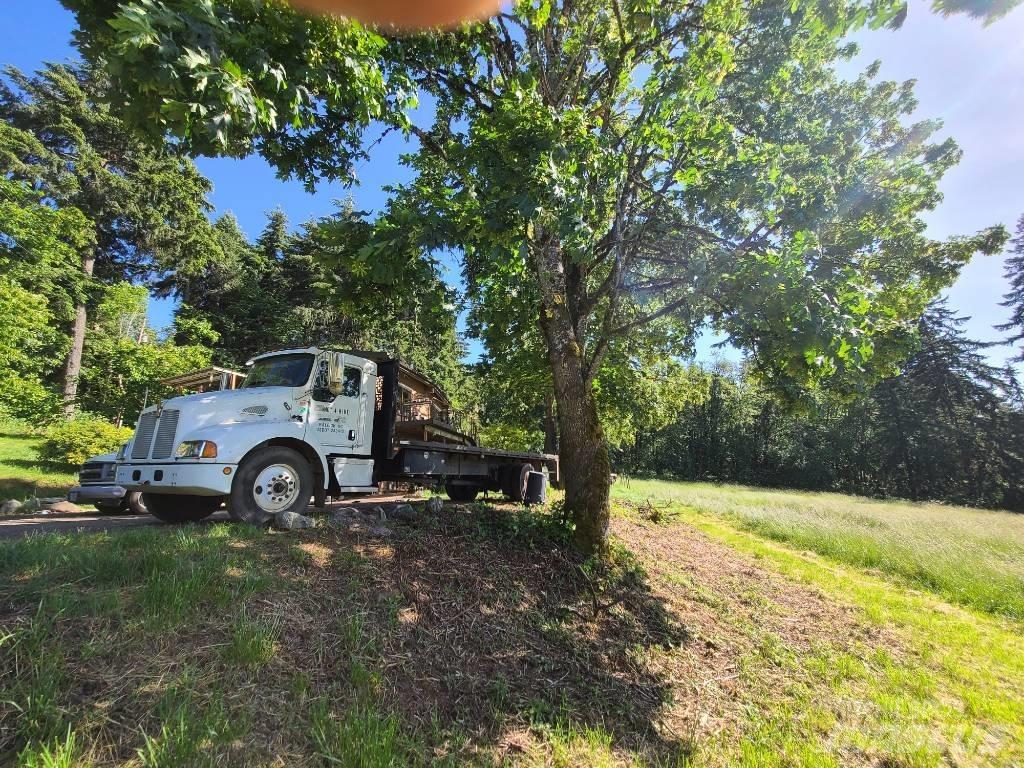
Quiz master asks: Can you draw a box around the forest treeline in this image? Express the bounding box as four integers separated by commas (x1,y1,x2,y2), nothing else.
3,60,1024,512
612,302,1024,511
0,63,467,429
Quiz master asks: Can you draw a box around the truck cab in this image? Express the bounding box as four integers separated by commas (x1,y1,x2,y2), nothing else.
115,348,378,524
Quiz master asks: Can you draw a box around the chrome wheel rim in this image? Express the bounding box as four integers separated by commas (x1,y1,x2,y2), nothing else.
253,463,300,513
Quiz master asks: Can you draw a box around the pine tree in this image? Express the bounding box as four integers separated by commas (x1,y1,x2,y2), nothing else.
997,214,1024,362
0,63,218,415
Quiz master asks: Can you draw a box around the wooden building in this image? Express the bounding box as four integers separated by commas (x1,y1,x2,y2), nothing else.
160,366,247,394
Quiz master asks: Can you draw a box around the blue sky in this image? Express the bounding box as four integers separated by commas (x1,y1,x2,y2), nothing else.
3,0,1022,368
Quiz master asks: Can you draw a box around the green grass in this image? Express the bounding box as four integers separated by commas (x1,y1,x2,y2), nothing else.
17,728,85,768
2,487,1023,766
613,478,1024,620
0,430,77,502
224,611,280,667
632,502,1024,767
310,697,406,768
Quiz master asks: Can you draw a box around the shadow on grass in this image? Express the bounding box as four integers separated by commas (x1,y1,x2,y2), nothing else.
301,504,694,764
1,458,72,473
0,503,694,765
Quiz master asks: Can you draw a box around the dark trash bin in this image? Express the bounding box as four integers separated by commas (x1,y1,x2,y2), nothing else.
524,470,547,506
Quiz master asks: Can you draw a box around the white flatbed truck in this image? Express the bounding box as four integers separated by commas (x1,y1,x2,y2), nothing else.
114,348,558,524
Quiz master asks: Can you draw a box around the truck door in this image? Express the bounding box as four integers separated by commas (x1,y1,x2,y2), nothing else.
307,353,373,455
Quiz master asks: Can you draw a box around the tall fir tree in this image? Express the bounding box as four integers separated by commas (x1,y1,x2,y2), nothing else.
997,214,1024,362
0,63,218,415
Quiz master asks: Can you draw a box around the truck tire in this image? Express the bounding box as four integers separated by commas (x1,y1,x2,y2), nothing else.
143,493,222,524
445,482,479,503
94,501,124,515
95,492,147,515
127,491,148,515
502,463,532,503
228,446,314,525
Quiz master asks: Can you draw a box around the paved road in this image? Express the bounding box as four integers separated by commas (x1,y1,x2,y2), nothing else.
0,494,418,540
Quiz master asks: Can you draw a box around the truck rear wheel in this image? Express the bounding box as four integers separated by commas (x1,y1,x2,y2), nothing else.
228,446,314,525
143,493,222,524
445,482,479,503
501,463,532,503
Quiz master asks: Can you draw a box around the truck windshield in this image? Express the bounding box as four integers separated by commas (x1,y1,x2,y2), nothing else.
242,354,315,389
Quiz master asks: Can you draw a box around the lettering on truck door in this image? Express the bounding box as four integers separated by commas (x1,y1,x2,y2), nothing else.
308,355,363,453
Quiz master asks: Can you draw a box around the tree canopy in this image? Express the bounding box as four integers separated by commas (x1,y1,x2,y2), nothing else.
62,0,1011,552
0,62,220,414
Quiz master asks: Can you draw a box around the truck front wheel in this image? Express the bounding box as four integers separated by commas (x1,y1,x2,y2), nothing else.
229,446,314,525
143,493,222,524
445,482,479,503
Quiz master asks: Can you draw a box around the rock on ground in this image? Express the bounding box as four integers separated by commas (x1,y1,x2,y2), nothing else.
389,503,417,522
425,497,443,514
275,510,316,530
370,505,386,522
4,498,84,515
328,507,359,526
1,499,23,515
20,497,66,513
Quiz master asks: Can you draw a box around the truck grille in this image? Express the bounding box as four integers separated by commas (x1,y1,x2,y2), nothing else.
151,410,179,459
79,461,114,484
131,412,158,459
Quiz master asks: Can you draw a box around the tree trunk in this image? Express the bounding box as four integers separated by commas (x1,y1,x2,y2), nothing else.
62,253,95,418
530,234,611,555
549,346,611,555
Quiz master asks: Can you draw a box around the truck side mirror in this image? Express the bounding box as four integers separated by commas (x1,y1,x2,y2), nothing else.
327,353,344,396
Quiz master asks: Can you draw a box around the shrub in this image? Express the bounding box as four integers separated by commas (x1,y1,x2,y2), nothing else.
38,414,133,467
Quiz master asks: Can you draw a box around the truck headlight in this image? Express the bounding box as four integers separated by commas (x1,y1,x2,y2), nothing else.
175,440,218,459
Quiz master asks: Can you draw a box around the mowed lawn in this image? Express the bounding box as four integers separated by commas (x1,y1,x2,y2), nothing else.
0,429,77,503
613,479,1024,621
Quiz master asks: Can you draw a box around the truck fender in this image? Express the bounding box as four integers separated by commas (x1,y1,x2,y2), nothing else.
177,422,330,491
242,437,330,493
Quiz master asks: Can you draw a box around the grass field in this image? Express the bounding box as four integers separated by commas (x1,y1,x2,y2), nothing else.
0,452,1022,766
0,429,76,503
613,479,1024,621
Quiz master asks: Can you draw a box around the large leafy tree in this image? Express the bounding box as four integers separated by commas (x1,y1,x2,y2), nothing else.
367,1,1003,552
78,283,213,425
0,63,219,416
166,205,469,396
0,175,93,420
66,0,1007,553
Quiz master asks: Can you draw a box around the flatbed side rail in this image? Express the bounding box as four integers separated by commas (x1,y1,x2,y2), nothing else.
396,440,559,482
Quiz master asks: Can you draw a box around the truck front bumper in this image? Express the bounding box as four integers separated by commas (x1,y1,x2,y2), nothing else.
68,484,127,504
115,463,236,496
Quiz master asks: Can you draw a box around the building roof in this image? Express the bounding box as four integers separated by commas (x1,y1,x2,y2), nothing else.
159,366,247,389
